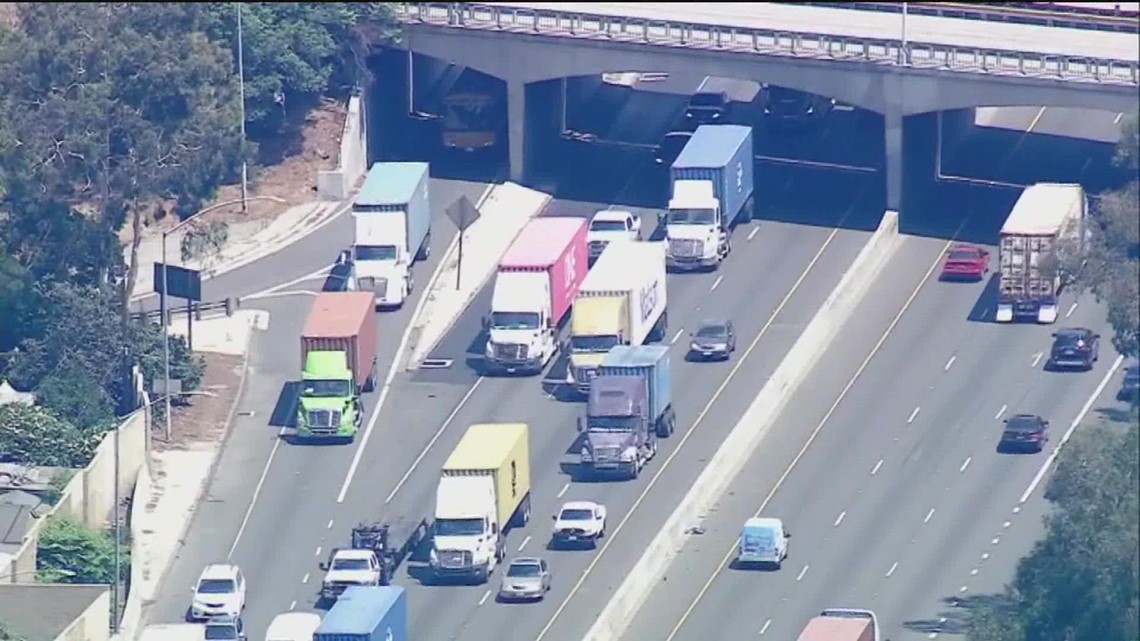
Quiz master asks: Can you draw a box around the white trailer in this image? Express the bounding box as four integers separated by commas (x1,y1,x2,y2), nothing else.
996,183,1086,324
567,242,668,391
138,624,205,641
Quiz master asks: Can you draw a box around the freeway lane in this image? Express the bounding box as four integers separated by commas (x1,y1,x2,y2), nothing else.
130,179,489,311
627,225,1119,641
143,179,490,629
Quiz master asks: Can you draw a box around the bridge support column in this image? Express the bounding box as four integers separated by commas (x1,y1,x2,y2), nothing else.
884,103,904,213
507,76,527,184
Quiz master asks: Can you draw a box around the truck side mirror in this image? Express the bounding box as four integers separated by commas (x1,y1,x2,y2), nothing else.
319,561,329,571
576,417,585,433
785,530,792,538
551,515,557,520
657,211,666,226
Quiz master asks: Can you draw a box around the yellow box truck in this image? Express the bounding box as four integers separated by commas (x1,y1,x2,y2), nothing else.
430,423,531,583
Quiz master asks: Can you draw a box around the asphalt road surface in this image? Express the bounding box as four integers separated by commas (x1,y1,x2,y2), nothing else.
143,178,488,626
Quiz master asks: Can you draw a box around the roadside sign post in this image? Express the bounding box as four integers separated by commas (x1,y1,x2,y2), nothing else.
445,196,483,291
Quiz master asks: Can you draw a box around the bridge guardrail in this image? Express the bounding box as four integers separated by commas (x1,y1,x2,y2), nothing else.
396,3,1139,87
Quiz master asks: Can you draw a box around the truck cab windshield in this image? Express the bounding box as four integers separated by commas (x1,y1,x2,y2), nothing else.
355,245,398,261
301,380,351,398
443,95,494,130
491,311,541,330
435,518,485,536
205,626,239,641
590,219,627,232
668,209,716,225
588,416,638,431
331,558,370,571
571,335,620,352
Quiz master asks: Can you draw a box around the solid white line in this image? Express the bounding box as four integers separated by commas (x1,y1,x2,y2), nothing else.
519,535,532,551
747,227,760,241
834,511,846,527
671,329,685,345
227,434,284,558
944,355,956,371
1027,106,1047,133
710,275,724,292
907,406,921,424
1019,354,1124,504
245,263,334,299
537,225,847,641
1031,352,1043,368
886,561,898,577
241,289,319,302
924,508,936,524
337,183,494,504
759,619,771,635
557,483,570,498
960,457,971,473
383,378,485,504
302,573,309,584
478,590,491,606
1066,302,1078,318
796,565,809,581
995,404,1007,420
871,459,883,475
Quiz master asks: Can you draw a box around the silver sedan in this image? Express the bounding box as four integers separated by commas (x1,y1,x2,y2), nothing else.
496,557,551,602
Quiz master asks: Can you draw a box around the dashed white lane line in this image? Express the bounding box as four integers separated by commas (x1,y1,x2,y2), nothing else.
871,459,883,475
924,508,936,524
518,535,532,552
959,457,971,473
1030,351,1043,368
478,590,491,606
327,520,334,530
1020,354,1124,504
557,483,570,498
1066,302,1078,318
907,406,921,424
994,404,1007,420
710,275,724,291
301,573,309,584
671,329,685,345
289,600,296,611
747,227,760,241
314,546,321,557
944,355,956,371
1027,106,1047,133
833,511,846,527
796,565,809,582
1114,112,1124,124
886,561,899,577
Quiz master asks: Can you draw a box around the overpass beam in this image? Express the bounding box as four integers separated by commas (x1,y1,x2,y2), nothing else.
507,76,527,183
885,103,904,212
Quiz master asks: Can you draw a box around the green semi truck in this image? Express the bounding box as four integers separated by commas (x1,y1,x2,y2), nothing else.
297,291,379,442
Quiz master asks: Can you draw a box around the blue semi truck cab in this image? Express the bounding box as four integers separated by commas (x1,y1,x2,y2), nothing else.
578,345,676,480
665,125,754,271
313,585,407,641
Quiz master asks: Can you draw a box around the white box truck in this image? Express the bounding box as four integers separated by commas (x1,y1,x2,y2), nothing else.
567,241,668,394
350,162,432,309
996,183,1086,324
138,624,205,641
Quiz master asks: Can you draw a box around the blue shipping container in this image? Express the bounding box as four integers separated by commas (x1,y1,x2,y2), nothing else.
670,125,754,225
314,585,407,641
354,162,432,259
598,345,672,422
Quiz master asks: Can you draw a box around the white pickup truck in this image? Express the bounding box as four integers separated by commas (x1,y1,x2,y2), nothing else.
318,548,380,602
551,500,607,548
587,209,641,263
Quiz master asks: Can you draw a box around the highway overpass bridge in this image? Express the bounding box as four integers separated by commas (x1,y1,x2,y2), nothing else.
393,2,1138,212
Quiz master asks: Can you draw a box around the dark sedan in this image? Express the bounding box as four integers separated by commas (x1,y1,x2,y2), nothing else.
999,414,1049,453
1046,327,1100,371
687,320,736,361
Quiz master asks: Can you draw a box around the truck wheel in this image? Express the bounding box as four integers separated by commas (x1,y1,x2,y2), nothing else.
417,233,432,261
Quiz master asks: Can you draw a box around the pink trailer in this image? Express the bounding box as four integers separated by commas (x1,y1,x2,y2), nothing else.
498,217,588,324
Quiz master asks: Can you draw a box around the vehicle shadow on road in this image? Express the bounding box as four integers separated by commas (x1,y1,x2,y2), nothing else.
268,381,300,428
966,273,1000,323
903,592,1017,636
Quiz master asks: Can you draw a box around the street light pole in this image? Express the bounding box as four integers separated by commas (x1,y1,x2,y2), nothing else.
112,413,121,633
900,2,909,65
237,2,249,215
161,233,173,441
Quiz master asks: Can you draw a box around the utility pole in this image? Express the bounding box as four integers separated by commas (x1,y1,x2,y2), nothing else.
237,2,249,215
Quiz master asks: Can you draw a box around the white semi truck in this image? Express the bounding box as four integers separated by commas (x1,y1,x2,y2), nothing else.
996,183,1086,324
567,241,668,394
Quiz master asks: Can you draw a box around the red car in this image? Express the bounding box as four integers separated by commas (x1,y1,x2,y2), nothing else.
940,244,990,281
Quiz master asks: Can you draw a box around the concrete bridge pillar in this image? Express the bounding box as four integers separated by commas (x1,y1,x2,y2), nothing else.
884,101,904,213
507,75,527,183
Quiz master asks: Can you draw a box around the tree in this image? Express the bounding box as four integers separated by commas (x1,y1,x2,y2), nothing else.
0,404,98,467
967,421,1140,641
36,514,128,584
1055,112,1140,358
195,2,397,136
0,623,27,641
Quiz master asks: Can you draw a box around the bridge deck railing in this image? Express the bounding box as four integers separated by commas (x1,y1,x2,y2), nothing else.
395,3,1139,87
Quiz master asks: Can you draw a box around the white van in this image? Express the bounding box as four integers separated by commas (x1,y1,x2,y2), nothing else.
265,612,322,641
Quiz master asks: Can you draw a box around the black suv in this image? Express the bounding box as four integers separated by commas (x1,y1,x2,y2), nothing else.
685,91,730,128
654,131,693,166
1046,327,1100,371
999,414,1049,454
1118,360,1140,403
